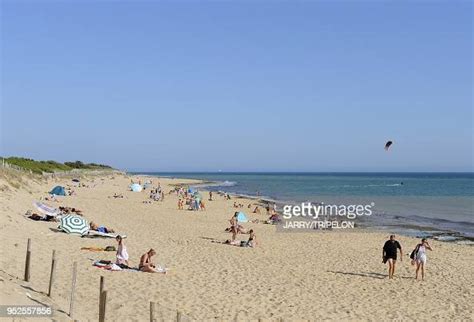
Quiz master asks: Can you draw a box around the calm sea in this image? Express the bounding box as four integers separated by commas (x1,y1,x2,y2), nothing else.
134,172,474,239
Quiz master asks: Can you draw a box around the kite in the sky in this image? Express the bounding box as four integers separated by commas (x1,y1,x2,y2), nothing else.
384,141,393,151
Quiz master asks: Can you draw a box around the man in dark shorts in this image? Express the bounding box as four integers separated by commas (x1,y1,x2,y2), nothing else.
383,235,403,279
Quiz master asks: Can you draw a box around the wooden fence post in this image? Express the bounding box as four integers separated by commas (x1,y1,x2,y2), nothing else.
99,290,107,322
47,250,56,296
24,239,31,281
99,276,105,321
69,262,77,318
99,276,105,320
150,301,156,322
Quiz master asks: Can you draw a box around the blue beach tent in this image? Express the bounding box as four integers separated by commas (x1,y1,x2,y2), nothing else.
50,186,66,196
236,212,248,223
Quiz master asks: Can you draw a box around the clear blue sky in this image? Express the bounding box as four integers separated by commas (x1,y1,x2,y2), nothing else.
1,1,472,172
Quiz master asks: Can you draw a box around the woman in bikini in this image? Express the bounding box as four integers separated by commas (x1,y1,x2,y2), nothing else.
139,249,166,273
139,249,157,272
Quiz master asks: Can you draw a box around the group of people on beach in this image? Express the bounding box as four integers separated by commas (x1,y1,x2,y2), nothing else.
114,235,166,273
174,186,207,211
223,211,257,247
382,234,433,280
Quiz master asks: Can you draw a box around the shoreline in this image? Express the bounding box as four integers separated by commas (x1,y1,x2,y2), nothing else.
144,174,474,244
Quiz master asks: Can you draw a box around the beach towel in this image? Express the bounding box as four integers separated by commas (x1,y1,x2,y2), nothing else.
154,265,167,273
81,246,116,252
86,231,127,239
92,261,140,272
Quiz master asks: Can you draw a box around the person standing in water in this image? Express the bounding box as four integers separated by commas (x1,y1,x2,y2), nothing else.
383,235,403,279
413,238,433,280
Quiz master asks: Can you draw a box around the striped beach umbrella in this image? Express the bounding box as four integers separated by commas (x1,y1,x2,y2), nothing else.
60,215,89,235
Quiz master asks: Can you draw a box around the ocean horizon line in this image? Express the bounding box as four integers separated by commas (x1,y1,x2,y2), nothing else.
128,171,474,175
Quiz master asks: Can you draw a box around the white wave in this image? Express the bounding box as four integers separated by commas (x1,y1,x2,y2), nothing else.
219,180,237,187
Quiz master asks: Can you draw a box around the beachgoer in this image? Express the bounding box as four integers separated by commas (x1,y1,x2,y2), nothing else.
383,235,403,279
115,235,129,267
246,229,257,247
267,213,280,224
413,238,433,280
90,221,115,233
229,212,246,237
139,249,165,273
209,191,213,201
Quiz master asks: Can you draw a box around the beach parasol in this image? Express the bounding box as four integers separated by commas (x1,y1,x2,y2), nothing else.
59,215,89,235
130,183,143,192
33,201,59,216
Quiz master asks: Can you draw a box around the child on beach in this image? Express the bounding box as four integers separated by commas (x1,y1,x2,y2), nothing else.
246,229,257,247
115,235,129,268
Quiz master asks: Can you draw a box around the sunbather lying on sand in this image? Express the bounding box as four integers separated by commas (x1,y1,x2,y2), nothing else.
44,196,59,202
59,206,83,215
90,221,115,233
139,249,166,273
224,230,257,247
25,210,57,222
109,193,124,199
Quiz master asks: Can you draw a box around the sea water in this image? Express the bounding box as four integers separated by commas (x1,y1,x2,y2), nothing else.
136,172,474,239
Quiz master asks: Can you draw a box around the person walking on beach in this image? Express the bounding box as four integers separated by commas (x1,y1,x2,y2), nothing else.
209,191,213,201
383,235,403,279
413,238,433,280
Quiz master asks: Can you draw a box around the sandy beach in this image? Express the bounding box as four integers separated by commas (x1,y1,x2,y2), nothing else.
0,170,473,321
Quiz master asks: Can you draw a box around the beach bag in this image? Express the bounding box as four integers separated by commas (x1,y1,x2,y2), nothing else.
410,245,420,260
